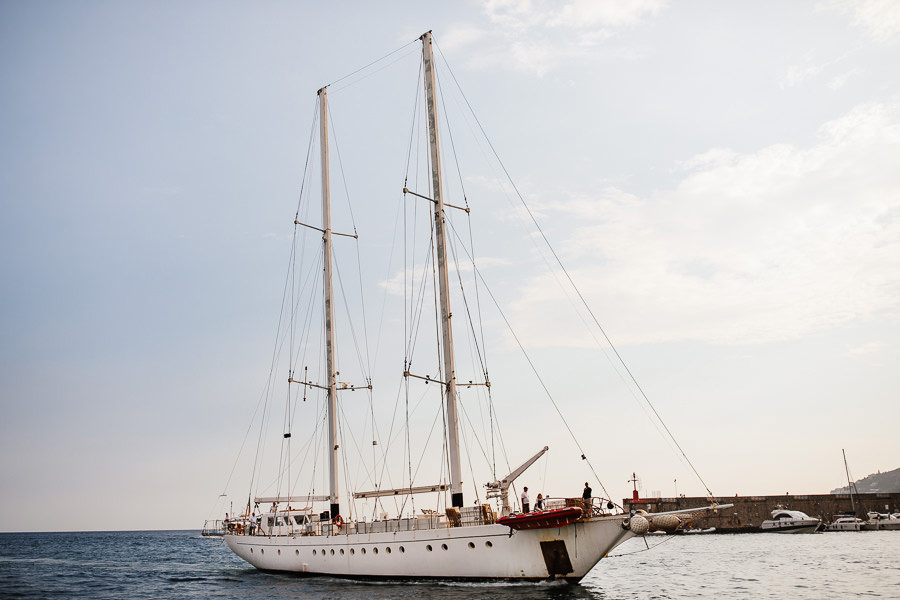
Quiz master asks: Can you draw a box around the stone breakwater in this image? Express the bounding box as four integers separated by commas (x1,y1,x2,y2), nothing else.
623,492,900,532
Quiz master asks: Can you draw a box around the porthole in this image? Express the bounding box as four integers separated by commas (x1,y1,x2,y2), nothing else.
350,548,355,555
399,546,405,553
330,549,335,555
386,547,392,554
250,548,254,553
260,549,265,555
361,548,367,555
295,549,299,556
468,542,475,549
277,549,281,555
426,544,433,552
321,548,325,555
313,550,317,556
485,541,493,548
441,543,448,551
340,548,345,555
373,547,379,555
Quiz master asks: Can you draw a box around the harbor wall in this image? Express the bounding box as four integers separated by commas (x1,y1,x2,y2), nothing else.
623,492,900,533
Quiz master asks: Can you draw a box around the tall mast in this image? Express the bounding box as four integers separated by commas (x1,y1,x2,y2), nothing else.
843,449,855,514
318,86,341,520
421,31,464,508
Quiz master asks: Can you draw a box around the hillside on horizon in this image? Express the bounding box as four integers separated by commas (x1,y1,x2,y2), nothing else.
831,467,900,494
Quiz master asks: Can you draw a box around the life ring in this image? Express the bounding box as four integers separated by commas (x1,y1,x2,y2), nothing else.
333,515,344,528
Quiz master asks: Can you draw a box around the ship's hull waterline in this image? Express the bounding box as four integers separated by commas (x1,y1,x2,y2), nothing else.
225,517,635,582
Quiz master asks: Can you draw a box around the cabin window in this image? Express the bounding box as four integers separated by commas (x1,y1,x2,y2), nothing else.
399,546,405,553
294,516,304,525
267,517,274,527
468,542,475,549
441,544,448,551
485,541,493,548
350,548,355,555
361,548,367,555
340,549,345,555
275,517,285,526
426,545,432,552
330,549,335,555
373,548,379,555
386,547,392,554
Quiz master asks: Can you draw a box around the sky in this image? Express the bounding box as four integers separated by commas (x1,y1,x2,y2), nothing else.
1,0,898,532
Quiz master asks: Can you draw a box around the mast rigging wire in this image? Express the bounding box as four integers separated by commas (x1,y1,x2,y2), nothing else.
441,216,611,503
434,37,715,499
326,40,420,91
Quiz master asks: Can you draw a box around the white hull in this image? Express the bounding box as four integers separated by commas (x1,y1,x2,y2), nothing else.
863,512,900,530
225,516,634,582
761,508,821,533
825,518,864,532
760,521,819,533
863,522,900,531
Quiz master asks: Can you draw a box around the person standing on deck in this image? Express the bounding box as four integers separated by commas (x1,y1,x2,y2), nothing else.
583,482,592,514
521,487,530,513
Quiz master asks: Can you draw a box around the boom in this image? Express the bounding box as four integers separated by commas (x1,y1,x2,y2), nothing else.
485,446,549,516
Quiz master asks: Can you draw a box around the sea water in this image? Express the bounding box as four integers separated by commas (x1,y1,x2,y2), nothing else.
1,530,897,599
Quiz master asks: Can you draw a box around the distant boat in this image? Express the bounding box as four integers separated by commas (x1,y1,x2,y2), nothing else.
863,512,900,530
760,508,821,533
824,516,865,532
677,527,716,535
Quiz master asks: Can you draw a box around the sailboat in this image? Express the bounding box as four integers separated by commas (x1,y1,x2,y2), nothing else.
222,31,726,582
826,448,864,531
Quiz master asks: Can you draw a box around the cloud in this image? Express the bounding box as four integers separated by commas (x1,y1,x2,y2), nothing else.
380,257,511,296
440,25,490,50
443,0,667,75
781,50,855,89
676,148,739,172
547,0,666,28
782,62,826,89
827,68,860,90
846,340,887,356
510,101,900,347
821,0,900,43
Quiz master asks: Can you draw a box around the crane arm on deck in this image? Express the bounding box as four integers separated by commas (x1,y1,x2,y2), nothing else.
485,446,549,516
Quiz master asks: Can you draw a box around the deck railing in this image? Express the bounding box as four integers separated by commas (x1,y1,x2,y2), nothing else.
227,497,617,537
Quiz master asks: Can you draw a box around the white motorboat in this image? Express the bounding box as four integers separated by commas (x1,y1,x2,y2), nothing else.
678,527,716,534
220,31,728,583
863,512,900,530
760,508,821,533
825,516,865,531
